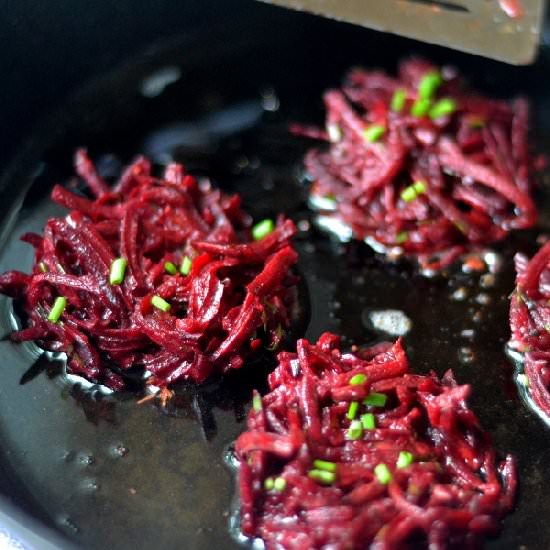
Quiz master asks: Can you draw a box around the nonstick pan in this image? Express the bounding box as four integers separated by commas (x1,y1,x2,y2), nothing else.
1,3,550,549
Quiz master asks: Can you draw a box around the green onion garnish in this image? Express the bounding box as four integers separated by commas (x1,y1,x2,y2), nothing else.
273,477,286,492
363,124,385,143
308,469,336,485
164,261,177,275
349,373,367,386
313,459,337,473
264,477,274,490
180,256,192,276
418,71,442,100
396,231,408,244
396,451,414,469
252,219,275,241
347,419,363,440
429,98,457,119
363,392,387,407
39,262,47,273
411,98,432,118
361,412,376,430
109,257,128,285
151,295,171,312
374,463,393,485
391,88,407,112
47,296,67,323
517,373,529,387
400,185,418,203
252,392,263,412
347,401,359,420
413,180,427,194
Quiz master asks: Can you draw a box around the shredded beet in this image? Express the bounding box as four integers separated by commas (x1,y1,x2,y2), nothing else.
295,58,536,271
236,333,516,549
0,149,299,391
509,242,550,418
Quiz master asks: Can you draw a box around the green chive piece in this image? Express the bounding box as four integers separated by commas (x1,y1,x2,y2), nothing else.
418,71,442,100
164,261,177,275
347,401,359,420
252,219,275,241
273,477,286,492
109,257,128,285
429,98,457,120
374,463,393,485
180,256,192,276
39,262,47,273
151,295,171,312
361,412,376,430
400,185,418,203
313,459,337,473
517,373,529,387
308,469,336,485
347,419,363,440
396,231,408,244
252,392,263,412
397,451,414,469
391,88,407,112
413,181,427,194
363,124,385,143
411,98,432,118
363,392,387,407
349,373,367,386
48,296,67,323
264,477,274,490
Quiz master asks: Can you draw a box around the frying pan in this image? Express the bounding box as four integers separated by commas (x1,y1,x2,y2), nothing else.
1,1,550,548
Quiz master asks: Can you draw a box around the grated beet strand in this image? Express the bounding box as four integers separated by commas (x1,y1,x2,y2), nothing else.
295,58,537,271
0,150,299,391
236,333,516,549
510,242,550,418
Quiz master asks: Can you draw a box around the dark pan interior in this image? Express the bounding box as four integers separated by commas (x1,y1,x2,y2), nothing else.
1,6,550,549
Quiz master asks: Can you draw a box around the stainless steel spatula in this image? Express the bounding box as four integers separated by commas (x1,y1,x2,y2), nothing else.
258,0,545,64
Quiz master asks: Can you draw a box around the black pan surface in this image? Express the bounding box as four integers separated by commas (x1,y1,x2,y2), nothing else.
1,9,550,549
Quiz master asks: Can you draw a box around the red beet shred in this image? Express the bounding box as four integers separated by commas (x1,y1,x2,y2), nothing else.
296,58,536,271
236,333,516,549
0,150,299,391
510,242,550,417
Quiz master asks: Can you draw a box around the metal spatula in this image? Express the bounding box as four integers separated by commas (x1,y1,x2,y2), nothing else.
258,0,545,64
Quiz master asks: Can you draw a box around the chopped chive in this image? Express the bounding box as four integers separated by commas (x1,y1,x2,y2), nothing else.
264,477,274,490
396,231,408,244
361,412,376,430
39,262,47,273
363,124,385,143
429,98,457,120
349,373,367,386
517,373,529,387
327,122,342,143
411,98,432,118
109,257,128,285
374,463,393,485
347,419,363,440
47,296,67,323
308,469,336,485
273,477,286,492
363,392,387,407
397,451,414,469
151,295,171,312
391,88,407,112
413,181,427,194
313,459,337,473
180,256,192,276
164,261,177,275
400,185,418,203
252,219,275,241
418,71,442,100
252,392,263,412
347,401,359,420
